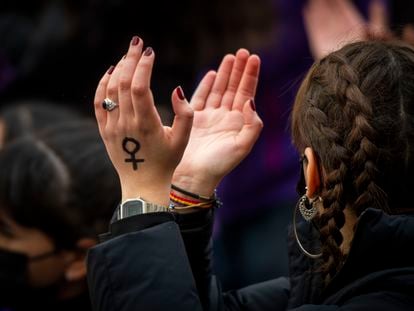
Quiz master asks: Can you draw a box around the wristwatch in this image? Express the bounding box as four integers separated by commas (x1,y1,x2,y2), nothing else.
117,197,169,220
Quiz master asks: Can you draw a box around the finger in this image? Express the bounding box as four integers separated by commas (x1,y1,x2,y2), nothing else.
94,65,115,133
106,58,124,126
190,71,217,111
303,0,342,60
336,0,365,26
303,0,324,60
403,24,414,46
368,0,388,35
237,99,263,152
171,86,194,149
221,49,250,110
131,47,159,122
205,54,235,108
118,36,143,121
232,55,261,111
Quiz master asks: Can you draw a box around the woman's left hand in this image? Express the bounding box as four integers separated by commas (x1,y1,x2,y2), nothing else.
172,49,263,197
94,36,194,206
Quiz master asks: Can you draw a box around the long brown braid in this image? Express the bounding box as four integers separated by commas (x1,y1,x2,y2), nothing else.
291,40,414,281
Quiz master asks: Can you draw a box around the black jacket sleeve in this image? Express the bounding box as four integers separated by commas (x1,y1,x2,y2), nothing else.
87,220,203,311
86,211,291,311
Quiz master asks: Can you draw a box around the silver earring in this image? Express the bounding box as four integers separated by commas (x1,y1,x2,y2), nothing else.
298,194,319,221
293,194,322,259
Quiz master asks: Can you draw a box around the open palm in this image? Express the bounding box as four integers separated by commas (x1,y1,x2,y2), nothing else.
173,50,263,196
304,0,389,60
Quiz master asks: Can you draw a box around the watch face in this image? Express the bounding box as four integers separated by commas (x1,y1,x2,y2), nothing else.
121,200,144,218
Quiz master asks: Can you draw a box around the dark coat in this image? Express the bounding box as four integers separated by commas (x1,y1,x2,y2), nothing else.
87,208,414,310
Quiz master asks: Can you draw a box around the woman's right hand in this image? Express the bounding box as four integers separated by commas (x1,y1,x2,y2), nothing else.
94,36,193,206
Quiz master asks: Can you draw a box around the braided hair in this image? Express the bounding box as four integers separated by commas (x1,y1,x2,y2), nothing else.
291,40,414,280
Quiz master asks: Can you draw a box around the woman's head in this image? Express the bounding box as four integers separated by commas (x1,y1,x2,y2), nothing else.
291,40,414,279
0,100,83,147
0,120,120,302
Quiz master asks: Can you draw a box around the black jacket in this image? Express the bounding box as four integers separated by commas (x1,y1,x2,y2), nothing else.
87,208,414,310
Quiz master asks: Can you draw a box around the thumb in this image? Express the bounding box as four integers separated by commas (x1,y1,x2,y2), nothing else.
238,99,263,151
171,86,194,147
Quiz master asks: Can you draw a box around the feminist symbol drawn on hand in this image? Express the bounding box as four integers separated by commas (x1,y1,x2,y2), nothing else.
122,137,145,170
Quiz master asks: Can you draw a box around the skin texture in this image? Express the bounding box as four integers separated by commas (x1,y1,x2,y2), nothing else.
94,37,263,206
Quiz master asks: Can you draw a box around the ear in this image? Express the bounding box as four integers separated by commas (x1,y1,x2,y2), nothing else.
304,147,321,198
64,238,97,282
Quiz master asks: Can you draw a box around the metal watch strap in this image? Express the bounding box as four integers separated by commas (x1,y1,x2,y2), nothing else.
142,202,169,213
118,197,169,220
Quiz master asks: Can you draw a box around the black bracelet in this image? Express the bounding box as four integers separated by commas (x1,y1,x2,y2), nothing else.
171,184,216,201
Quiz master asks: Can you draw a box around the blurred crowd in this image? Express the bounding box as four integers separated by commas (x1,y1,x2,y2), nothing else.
1,0,414,310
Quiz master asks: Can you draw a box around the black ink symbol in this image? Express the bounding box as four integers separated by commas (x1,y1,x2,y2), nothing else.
122,137,144,170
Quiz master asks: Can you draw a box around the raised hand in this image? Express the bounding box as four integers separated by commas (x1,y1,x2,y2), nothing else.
172,49,263,197
304,0,390,60
94,36,193,206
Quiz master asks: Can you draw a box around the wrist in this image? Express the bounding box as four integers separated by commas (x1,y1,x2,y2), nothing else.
120,178,172,207
171,173,219,199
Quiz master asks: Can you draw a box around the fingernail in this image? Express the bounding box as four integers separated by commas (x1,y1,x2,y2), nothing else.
176,86,186,100
144,47,153,56
107,65,115,74
131,36,140,46
250,99,256,111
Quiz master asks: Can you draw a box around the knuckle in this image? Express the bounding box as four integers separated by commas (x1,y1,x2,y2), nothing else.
118,78,131,91
239,87,252,98
137,122,153,136
115,122,127,134
131,84,147,96
123,119,138,132
180,109,194,119
107,85,118,97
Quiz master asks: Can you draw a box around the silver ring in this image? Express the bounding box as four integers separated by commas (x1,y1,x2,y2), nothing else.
102,98,118,111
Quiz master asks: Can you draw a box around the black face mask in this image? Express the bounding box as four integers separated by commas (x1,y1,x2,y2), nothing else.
0,248,29,306
0,248,61,310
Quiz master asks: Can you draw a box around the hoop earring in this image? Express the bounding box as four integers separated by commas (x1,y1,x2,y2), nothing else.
293,195,322,259
298,194,318,221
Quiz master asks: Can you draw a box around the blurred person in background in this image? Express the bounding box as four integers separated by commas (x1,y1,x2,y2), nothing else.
0,120,120,310
0,100,83,146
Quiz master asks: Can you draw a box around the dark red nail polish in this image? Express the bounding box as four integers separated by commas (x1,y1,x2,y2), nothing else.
144,47,153,56
250,99,256,111
176,86,186,100
107,65,115,74
131,36,140,46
